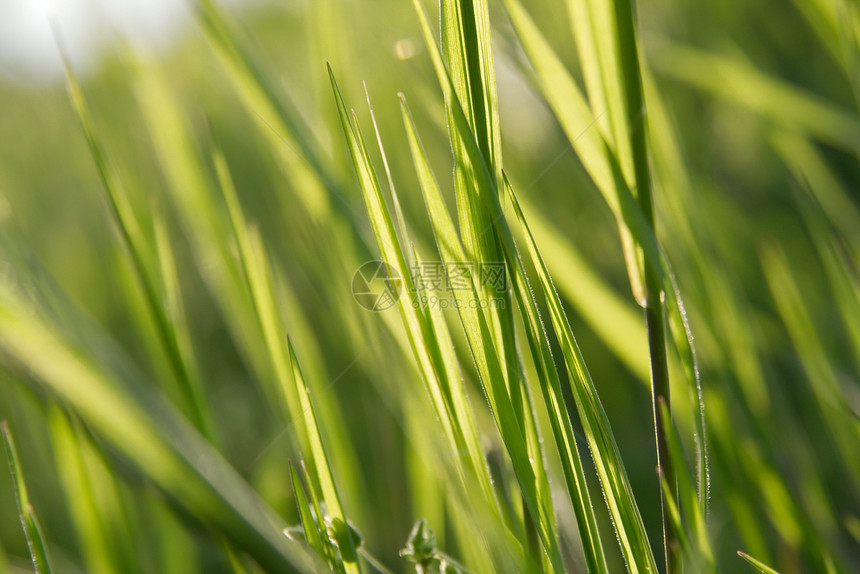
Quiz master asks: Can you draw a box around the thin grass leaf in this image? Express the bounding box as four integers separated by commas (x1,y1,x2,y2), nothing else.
330,65,538,569
658,400,715,572
407,4,564,569
401,93,608,573
48,406,126,574
651,42,860,151
502,177,658,573
738,551,782,574
63,52,214,438
288,462,328,568
503,0,709,518
0,284,313,573
287,340,360,573
330,64,491,497
2,421,53,574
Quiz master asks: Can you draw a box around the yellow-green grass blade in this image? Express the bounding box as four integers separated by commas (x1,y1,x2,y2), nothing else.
0,285,313,573
504,0,709,517
212,148,305,446
195,0,335,222
399,97,510,518
761,247,860,485
404,71,609,568
652,42,860,152
503,179,658,573
133,61,274,408
48,406,133,574
63,54,213,439
440,0,523,437
288,462,330,571
331,64,541,566
738,551,782,574
396,57,560,571
505,0,646,303
2,421,54,574
287,341,360,573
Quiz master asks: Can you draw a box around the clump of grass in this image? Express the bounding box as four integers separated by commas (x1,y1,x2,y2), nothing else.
0,0,858,572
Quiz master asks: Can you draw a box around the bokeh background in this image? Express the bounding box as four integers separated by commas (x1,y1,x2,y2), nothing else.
1,0,859,572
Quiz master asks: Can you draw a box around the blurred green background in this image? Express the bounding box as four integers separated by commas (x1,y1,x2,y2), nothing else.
0,0,859,572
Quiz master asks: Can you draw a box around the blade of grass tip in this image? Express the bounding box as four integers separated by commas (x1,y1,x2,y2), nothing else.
0,285,313,573
364,82,411,261
332,64,533,567
407,5,564,569
502,177,658,573
738,551,782,574
329,65,496,518
287,340,360,573
403,75,608,568
2,421,53,574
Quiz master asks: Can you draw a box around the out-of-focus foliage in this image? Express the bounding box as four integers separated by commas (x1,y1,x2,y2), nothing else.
0,0,858,572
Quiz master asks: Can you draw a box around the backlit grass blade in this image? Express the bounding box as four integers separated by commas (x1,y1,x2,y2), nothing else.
330,65,540,568
63,53,213,439
196,0,336,222
504,0,708,519
401,93,608,573
287,340,360,573
329,66,515,556
652,42,860,151
407,4,563,569
738,551,781,574
48,406,133,574
0,284,313,573
658,400,715,572
289,462,327,565
503,178,658,573
2,421,53,574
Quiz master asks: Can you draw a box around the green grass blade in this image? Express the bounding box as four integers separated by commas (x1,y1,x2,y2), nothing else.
504,0,709,519
287,340,361,573
0,285,313,573
63,54,214,439
288,462,328,569
502,178,658,573
407,5,564,568
2,421,54,574
652,42,860,151
738,551,782,574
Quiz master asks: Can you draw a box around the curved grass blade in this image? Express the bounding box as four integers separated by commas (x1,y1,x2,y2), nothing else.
0,285,313,573
738,551,781,574
2,421,54,574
